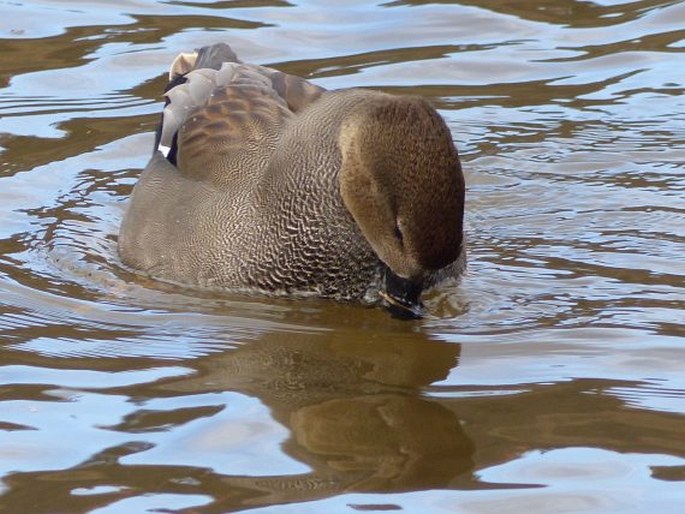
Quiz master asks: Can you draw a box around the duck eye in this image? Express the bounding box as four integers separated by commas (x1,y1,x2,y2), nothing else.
394,223,404,243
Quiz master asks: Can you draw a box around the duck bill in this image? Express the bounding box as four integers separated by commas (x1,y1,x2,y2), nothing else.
380,267,425,320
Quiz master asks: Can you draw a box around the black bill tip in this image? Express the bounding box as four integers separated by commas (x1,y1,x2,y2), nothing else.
380,269,425,320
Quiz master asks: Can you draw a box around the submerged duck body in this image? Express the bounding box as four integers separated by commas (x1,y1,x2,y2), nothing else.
118,43,465,318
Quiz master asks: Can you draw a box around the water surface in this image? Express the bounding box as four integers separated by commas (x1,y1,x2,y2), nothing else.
1,1,684,513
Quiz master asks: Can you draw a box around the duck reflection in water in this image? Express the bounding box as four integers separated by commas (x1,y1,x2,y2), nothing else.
157,330,474,508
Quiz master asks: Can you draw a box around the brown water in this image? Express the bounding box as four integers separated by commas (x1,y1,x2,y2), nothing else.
1,1,684,513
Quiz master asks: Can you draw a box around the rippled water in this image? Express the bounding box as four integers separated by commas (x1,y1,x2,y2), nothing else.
1,1,684,512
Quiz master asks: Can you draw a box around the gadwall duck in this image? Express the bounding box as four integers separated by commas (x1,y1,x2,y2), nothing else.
118,43,465,318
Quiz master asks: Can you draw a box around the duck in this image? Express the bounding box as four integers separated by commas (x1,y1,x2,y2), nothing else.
118,43,465,319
